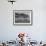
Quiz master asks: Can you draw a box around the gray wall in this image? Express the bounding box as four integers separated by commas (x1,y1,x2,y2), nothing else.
0,0,46,41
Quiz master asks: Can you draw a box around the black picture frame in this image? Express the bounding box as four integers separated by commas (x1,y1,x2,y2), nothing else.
13,10,33,26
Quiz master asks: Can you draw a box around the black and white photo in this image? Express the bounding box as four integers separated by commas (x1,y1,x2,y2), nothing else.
13,10,32,25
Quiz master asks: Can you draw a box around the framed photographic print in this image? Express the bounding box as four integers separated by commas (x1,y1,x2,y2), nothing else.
13,10,32,25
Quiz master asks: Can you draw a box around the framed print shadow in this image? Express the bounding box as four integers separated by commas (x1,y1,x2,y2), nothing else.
13,10,33,26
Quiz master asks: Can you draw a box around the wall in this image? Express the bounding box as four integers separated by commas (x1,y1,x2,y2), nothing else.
0,0,46,42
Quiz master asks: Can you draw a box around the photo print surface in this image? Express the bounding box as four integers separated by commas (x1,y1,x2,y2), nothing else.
13,10,32,25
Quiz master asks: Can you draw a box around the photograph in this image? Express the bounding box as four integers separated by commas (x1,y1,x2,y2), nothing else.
13,10,32,25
